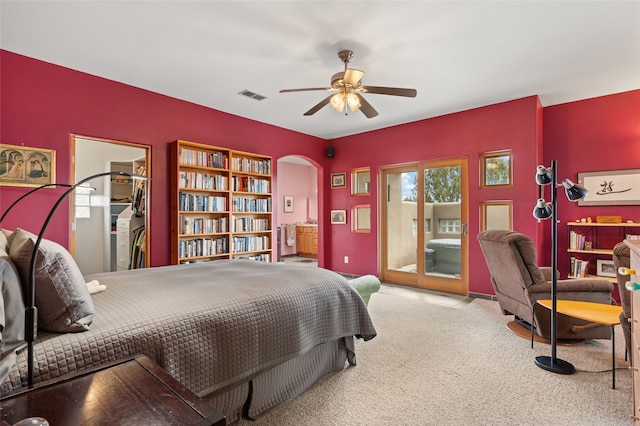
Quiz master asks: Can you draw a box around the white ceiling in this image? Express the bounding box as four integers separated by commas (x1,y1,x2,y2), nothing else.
1,1,639,140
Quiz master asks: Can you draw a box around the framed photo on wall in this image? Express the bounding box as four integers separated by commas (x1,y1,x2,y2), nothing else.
331,209,346,224
283,195,294,213
331,172,346,189
0,143,56,187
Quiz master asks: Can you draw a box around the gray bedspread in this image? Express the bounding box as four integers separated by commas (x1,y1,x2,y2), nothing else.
1,260,376,397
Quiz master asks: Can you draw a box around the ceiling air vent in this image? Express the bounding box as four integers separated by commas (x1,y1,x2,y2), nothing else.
239,90,267,101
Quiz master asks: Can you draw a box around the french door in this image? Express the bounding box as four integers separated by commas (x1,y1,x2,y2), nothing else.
380,158,468,294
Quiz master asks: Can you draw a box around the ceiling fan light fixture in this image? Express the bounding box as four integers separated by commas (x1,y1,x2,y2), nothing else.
330,91,361,113
346,92,361,111
330,93,346,112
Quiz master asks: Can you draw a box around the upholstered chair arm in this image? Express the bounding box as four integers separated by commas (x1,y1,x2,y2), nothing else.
538,267,557,282
527,278,613,305
527,277,613,293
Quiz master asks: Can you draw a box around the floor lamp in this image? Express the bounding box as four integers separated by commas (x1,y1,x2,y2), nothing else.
532,160,588,374
1,171,147,386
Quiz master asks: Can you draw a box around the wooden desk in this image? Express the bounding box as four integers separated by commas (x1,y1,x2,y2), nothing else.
0,355,226,426
536,299,622,389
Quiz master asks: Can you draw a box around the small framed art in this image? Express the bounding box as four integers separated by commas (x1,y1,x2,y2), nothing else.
283,195,294,213
596,259,616,278
331,172,346,189
331,209,346,224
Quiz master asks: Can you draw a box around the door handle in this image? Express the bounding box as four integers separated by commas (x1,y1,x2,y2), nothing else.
461,223,468,236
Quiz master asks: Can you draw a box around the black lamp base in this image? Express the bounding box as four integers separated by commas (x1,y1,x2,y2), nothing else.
534,355,576,374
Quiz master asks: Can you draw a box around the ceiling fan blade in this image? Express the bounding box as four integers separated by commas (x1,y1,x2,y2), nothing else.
354,94,379,118
360,85,417,97
303,95,333,116
343,69,365,86
280,87,332,93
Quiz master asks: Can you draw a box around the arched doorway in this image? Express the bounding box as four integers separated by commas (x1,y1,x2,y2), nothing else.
277,156,319,265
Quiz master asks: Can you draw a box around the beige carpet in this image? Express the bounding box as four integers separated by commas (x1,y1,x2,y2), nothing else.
237,284,632,425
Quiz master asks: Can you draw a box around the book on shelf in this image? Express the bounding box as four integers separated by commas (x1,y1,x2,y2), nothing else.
570,256,589,277
569,230,589,250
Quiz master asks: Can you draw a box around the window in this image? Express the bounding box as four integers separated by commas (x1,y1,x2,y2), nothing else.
352,167,371,195
438,219,460,233
352,205,371,232
480,150,512,187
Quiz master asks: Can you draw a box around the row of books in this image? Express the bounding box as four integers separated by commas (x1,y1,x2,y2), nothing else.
232,197,271,213
231,236,270,253
178,237,229,259
231,157,271,175
232,218,270,232
179,171,228,191
179,192,227,212
234,253,271,262
569,256,589,277
569,231,589,250
180,216,229,235
179,148,228,169
231,176,270,193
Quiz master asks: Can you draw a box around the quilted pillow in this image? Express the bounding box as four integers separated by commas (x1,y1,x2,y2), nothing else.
8,228,93,333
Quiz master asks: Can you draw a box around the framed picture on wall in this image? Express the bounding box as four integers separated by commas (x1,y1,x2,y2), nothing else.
331,172,346,189
0,143,56,187
331,209,346,224
283,195,294,213
578,168,640,206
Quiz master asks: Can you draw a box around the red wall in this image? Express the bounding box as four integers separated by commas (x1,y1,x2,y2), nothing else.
2,50,638,298
0,50,327,267
325,96,543,295
543,90,640,283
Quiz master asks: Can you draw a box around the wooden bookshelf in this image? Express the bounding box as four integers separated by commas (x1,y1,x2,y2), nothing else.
567,221,640,282
171,140,272,264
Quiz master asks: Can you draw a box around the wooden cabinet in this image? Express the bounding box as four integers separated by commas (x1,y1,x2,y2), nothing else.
626,240,640,423
171,140,272,264
296,225,317,258
567,222,640,281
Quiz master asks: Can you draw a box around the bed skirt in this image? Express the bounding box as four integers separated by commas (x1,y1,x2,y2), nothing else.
203,337,352,423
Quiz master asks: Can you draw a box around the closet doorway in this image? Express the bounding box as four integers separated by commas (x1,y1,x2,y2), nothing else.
380,157,468,295
71,135,150,275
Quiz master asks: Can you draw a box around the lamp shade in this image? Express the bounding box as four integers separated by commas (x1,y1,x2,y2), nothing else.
330,93,346,112
533,198,552,219
562,179,588,201
535,165,553,185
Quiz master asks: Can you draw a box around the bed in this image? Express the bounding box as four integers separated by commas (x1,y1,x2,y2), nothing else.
0,228,376,423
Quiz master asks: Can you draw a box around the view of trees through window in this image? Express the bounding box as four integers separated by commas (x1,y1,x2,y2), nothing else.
484,155,510,185
403,167,461,203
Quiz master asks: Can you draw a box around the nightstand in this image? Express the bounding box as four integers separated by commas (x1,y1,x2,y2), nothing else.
0,354,225,425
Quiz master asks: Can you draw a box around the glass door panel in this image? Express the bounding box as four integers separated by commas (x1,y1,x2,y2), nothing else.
381,158,468,295
423,165,462,279
384,169,418,274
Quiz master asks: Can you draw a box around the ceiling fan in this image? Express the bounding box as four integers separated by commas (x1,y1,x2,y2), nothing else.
280,50,417,118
